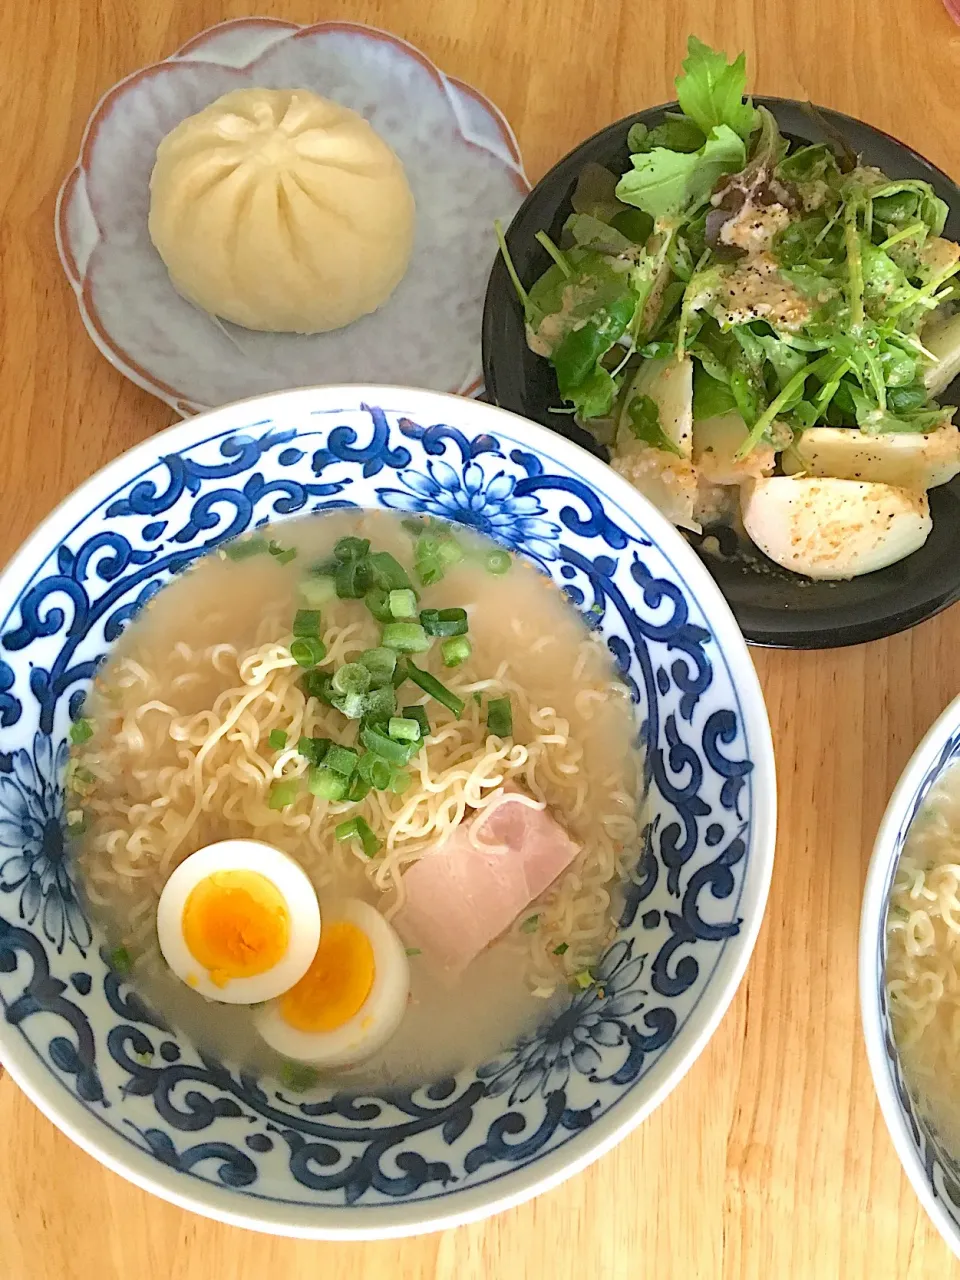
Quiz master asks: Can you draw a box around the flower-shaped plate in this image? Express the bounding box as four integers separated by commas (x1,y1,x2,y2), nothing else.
0,386,775,1237
56,20,529,415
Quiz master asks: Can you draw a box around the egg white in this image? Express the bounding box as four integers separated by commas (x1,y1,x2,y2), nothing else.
156,840,321,1004
256,899,410,1068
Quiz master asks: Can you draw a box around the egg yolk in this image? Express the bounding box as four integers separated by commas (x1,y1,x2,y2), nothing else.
181,870,290,987
280,921,374,1032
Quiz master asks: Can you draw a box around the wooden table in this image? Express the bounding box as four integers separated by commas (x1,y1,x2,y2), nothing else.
2,0,960,1275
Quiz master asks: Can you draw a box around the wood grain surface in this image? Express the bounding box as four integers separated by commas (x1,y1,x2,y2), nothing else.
2,1,960,1276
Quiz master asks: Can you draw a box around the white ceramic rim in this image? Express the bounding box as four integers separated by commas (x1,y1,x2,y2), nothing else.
0,385,777,1238
859,690,960,1261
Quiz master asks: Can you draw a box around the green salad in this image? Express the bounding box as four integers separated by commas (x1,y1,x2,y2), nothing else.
497,38,960,579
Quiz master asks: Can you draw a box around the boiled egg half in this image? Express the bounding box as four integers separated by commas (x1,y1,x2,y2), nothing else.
256,899,409,1068
156,840,321,1004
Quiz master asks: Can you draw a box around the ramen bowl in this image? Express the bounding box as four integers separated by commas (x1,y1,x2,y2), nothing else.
0,385,775,1237
861,694,960,1260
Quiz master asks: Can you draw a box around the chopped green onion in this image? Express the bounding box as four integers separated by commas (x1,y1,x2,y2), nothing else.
362,684,397,723
302,670,334,702
269,778,299,809
406,662,465,718
108,946,131,975
269,541,296,565
388,716,422,743
363,587,394,622
360,726,416,765
485,549,511,575
298,736,331,765
358,753,393,790
330,691,366,720
69,718,94,745
520,914,540,934
309,557,339,577
573,969,594,990
392,657,409,688
441,636,472,668
402,704,430,738
335,815,381,858
437,536,464,567
347,775,371,803
334,557,373,599
389,588,418,619
332,663,371,696
553,942,569,956
381,622,432,653
307,767,347,801
290,637,327,668
367,551,412,591
69,764,94,785
486,696,513,737
405,947,422,957
389,770,413,794
359,647,397,686
420,607,469,637
472,692,482,706
334,536,370,562
415,533,441,560
224,536,267,561
66,810,87,834
292,609,322,637
325,744,359,777
299,575,336,607
415,556,444,587
268,729,288,750
280,1061,319,1092
590,603,603,615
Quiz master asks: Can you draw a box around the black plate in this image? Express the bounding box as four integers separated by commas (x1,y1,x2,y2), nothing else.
482,98,960,649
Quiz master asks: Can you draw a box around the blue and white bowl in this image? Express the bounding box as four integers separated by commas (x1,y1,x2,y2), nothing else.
861,696,960,1260
0,386,775,1237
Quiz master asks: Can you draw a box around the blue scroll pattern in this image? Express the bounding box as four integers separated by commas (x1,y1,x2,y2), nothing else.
0,402,756,1208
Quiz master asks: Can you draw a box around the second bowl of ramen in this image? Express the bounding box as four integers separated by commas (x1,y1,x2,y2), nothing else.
862,695,960,1259
0,385,775,1237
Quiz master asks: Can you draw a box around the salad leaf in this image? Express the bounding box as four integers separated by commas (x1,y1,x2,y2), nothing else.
564,213,637,255
755,332,809,388
626,122,649,154
629,115,706,155
675,36,759,144
848,382,953,434
553,288,637,417
616,125,746,220
610,208,655,242
623,393,683,455
776,142,840,187
565,365,619,420
870,180,949,238
571,162,631,224
860,242,909,316
692,365,737,419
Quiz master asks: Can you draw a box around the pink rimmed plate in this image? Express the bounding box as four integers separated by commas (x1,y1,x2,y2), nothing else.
55,18,529,416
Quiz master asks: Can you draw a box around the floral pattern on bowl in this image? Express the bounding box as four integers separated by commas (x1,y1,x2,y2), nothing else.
0,386,775,1237
55,20,529,416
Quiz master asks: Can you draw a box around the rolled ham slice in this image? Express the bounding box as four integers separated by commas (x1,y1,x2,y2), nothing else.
393,790,580,974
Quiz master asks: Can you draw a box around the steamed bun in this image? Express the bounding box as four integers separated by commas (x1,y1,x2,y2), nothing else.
148,88,416,334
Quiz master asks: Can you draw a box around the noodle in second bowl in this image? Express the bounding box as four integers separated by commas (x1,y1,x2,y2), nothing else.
886,762,960,1145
